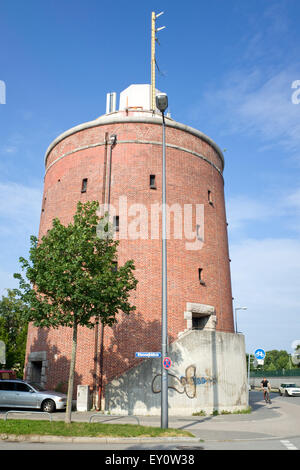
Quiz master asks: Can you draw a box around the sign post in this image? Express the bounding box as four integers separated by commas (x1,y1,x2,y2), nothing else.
0,341,5,365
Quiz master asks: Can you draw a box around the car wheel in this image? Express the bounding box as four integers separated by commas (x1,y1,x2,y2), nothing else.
42,399,56,413
285,390,289,397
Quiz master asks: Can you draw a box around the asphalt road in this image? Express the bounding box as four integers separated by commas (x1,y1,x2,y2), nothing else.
1,391,300,451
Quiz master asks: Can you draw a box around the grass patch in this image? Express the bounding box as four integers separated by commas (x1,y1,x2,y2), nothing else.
233,406,252,414
0,420,194,438
192,410,206,416
193,407,252,417
220,407,252,415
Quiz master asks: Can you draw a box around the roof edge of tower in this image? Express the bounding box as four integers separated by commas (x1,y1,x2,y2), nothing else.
44,113,225,170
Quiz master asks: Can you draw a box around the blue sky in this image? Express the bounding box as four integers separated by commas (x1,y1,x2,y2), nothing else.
0,0,300,356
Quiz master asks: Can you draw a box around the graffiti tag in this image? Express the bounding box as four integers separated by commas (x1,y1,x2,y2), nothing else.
151,365,217,399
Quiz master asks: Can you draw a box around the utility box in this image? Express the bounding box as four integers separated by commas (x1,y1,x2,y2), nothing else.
77,385,90,412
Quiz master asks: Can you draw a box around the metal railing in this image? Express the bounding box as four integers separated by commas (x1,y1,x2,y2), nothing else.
89,414,140,425
4,410,52,421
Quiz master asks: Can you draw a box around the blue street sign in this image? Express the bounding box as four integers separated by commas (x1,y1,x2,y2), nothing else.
135,352,161,358
163,357,172,369
254,348,266,360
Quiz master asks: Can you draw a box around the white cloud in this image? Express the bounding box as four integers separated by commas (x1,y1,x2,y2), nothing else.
0,181,42,294
226,185,300,236
17,109,34,121
0,271,17,296
285,188,300,210
210,68,300,151
0,146,18,155
201,2,300,153
0,182,42,229
231,237,300,304
225,188,300,352
230,237,300,353
226,195,276,231
0,132,28,158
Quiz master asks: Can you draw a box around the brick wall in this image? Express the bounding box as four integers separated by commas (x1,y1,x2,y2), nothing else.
26,113,234,395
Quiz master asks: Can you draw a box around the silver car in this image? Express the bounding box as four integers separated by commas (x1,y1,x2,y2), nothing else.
0,380,67,412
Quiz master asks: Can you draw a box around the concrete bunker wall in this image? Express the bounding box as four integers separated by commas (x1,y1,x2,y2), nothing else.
105,329,248,415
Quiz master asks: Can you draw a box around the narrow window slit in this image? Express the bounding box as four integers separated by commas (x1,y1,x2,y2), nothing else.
198,268,205,285
81,178,88,193
150,175,156,189
113,215,119,232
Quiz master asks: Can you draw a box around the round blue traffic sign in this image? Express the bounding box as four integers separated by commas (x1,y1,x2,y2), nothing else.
163,357,172,369
254,348,266,360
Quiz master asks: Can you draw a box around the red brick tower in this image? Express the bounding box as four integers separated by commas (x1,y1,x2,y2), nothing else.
25,85,234,403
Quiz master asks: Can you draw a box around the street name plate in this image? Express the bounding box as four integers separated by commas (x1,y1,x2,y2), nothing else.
135,352,161,358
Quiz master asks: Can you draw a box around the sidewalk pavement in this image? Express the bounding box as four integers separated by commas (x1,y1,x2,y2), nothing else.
1,392,299,444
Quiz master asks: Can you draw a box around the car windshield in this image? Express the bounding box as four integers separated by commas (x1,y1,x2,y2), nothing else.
286,384,297,388
29,382,46,391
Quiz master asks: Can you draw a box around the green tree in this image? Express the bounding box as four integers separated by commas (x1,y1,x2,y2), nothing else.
264,350,293,370
0,289,28,376
292,343,300,368
14,201,138,423
247,349,298,373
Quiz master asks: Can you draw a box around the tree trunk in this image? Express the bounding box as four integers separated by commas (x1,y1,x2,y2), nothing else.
65,321,77,424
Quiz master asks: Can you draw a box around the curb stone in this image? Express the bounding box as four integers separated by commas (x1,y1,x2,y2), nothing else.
1,434,200,444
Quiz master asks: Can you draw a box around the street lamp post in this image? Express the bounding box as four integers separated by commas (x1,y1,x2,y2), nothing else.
234,307,247,333
156,92,169,429
247,353,251,397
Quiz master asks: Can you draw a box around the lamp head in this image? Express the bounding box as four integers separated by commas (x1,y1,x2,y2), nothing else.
156,93,168,113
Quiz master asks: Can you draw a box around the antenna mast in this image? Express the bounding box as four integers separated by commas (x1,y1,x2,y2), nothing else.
151,11,165,111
